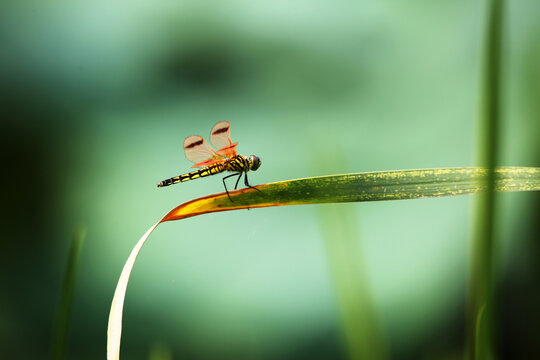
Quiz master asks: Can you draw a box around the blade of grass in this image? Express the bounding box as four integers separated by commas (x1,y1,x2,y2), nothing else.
149,342,173,360
108,222,159,360
108,166,540,359
468,0,504,358
312,145,387,360
475,304,487,360
318,203,387,360
161,167,540,221
50,225,85,360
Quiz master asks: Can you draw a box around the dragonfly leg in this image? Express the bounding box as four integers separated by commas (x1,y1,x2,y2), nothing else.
234,172,243,190
244,172,261,192
222,173,240,201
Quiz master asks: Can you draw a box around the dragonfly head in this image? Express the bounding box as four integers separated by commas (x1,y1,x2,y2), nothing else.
248,155,261,171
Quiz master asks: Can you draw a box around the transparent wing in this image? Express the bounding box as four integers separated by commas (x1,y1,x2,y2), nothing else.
184,135,224,168
216,143,238,158
210,121,238,158
210,121,233,150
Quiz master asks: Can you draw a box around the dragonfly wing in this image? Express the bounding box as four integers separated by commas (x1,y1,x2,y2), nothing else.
192,158,224,168
217,143,238,158
211,121,238,158
210,121,233,150
184,135,223,167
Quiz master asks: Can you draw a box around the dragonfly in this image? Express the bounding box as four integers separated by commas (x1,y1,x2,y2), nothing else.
157,121,261,201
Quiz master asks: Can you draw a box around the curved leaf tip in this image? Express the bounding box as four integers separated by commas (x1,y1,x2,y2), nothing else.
107,222,160,360
107,166,539,358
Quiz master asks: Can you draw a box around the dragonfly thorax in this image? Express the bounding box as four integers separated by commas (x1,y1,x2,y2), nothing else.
224,154,261,173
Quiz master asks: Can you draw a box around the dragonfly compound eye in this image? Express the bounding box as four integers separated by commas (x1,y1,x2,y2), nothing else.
249,155,261,171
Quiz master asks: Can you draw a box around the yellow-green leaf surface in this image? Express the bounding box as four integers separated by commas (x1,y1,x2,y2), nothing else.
107,166,539,359
161,166,539,221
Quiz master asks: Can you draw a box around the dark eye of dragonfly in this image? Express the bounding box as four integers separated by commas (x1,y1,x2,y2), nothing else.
249,155,261,171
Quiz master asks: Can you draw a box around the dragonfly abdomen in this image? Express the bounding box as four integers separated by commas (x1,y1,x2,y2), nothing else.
157,163,226,187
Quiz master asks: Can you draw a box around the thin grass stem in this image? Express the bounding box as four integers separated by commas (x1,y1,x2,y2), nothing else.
467,0,504,358
50,225,86,360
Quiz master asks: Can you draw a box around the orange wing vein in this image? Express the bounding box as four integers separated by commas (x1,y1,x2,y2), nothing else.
184,135,225,168
210,121,238,159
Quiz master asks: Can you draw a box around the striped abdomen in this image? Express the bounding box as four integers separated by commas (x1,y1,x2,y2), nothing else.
157,162,226,187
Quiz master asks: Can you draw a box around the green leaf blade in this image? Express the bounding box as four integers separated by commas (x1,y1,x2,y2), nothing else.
162,167,540,221
108,166,539,359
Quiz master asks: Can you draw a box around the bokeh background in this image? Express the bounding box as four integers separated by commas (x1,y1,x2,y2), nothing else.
2,1,539,359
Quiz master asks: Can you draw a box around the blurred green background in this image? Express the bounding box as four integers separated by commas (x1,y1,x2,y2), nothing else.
2,0,539,359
